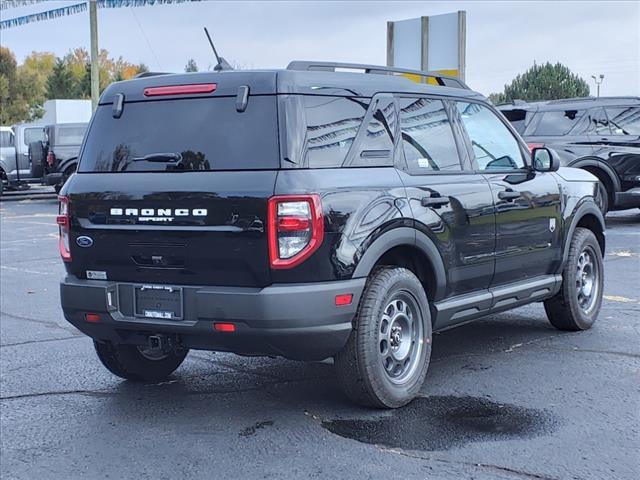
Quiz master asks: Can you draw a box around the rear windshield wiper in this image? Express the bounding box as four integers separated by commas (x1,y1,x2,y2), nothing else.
131,152,182,163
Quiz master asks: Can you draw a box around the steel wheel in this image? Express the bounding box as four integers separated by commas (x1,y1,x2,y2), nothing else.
378,291,424,385
575,245,600,315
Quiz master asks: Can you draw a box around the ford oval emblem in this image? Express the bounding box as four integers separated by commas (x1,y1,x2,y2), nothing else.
76,236,94,248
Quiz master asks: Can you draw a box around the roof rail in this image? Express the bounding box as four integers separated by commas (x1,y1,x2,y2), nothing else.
286,61,470,90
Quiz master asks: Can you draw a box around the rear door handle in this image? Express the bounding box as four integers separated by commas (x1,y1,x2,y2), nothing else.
498,189,521,201
421,193,450,208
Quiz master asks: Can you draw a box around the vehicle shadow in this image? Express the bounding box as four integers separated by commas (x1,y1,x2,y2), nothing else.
95,309,569,418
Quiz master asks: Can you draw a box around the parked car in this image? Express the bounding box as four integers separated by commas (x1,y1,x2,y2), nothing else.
1,123,47,191
58,62,605,408
0,126,16,195
29,123,88,193
498,96,640,213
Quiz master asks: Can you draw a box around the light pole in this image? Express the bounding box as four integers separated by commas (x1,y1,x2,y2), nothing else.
591,74,604,98
89,0,99,112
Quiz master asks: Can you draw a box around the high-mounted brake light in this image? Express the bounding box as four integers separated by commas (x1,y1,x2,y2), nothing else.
268,195,323,269
143,83,217,97
57,195,71,262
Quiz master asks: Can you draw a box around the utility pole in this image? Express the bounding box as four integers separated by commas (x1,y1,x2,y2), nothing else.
591,74,604,98
89,0,99,111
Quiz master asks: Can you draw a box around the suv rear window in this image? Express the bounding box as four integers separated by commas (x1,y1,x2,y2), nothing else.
79,96,279,172
500,109,528,134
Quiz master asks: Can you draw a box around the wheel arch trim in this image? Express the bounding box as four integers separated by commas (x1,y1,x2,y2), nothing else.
352,227,447,301
570,157,621,193
562,201,606,268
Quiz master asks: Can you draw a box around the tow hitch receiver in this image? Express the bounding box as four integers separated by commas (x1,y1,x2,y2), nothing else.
147,334,176,354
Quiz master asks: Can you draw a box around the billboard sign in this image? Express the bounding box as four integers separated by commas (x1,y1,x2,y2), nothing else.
387,11,466,81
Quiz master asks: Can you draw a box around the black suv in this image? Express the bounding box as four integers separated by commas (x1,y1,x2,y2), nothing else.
58,62,605,408
498,96,640,214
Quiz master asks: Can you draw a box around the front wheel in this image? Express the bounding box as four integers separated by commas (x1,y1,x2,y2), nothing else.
94,341,188,381
335,267,432,408
544,227,604,330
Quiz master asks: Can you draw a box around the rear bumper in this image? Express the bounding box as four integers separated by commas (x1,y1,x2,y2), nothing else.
614,188,640,210
60,275,365,360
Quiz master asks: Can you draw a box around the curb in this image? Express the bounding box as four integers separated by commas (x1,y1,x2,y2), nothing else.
0,193,58,203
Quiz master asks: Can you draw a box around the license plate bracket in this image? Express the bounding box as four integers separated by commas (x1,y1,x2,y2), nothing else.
133,285,183,320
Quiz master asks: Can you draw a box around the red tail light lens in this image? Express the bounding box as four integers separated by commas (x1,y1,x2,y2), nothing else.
528,143,545,151
57,195,71,262
213,322,236,332
46,151,55,167
143,83,217,97
268,195,323,269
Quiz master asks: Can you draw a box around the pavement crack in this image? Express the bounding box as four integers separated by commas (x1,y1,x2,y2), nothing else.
1,336,81,348
537,347,640,359
0,390,116,401
379,447,558,480
0,310,79,335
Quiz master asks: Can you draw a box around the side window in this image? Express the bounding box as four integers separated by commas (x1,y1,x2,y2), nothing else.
587,108,611,135
24,127,45,146
350,98,395,167
457,102,525,171
532,109,591,136
302,96,369,168
399,97,462,172
0,131,14,148
605,106,640,135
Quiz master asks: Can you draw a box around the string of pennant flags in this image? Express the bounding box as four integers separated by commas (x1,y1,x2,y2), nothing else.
0,0,202,30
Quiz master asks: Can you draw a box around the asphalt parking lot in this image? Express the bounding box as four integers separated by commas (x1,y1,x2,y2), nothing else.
1,198,638,480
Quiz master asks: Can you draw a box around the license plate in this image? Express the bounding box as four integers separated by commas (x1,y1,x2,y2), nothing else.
134,285,183,320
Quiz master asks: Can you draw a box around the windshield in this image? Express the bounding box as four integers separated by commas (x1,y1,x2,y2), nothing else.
79,96,279,172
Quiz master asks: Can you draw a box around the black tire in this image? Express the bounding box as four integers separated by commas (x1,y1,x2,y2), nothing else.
544,227,603,331
29,141,45,178
595,180,609,215
94,341,188,381
335,267,432,408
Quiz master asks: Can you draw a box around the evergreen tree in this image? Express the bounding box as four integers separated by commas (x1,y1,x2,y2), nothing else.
46,58,74,99
185,58,198,72
489,62,590,104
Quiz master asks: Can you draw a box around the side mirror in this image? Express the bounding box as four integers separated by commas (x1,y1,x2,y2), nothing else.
532,147,559,172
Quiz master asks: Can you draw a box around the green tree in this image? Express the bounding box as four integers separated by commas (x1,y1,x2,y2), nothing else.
74,62,93,99
489,62,590,104
0,47,33,124
46,58,75,99
185,58,198,72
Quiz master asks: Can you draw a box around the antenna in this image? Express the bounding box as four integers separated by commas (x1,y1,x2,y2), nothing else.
204,27,233,71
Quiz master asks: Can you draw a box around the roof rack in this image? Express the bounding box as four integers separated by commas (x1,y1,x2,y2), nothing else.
286,61,470,90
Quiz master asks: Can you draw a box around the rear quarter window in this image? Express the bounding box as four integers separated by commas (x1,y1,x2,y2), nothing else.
79,96,279,172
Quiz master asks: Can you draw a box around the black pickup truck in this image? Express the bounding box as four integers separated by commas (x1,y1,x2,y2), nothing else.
57,62,605,408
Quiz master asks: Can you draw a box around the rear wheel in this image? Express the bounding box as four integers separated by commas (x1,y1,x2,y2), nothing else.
94,341,188,381
544,227,603,331
335,267,432,408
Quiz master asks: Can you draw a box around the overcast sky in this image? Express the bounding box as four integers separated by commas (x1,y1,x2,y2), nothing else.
1,0,638,96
